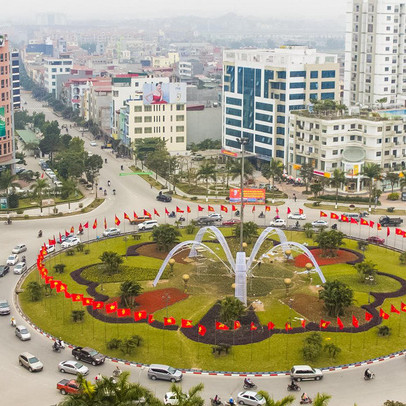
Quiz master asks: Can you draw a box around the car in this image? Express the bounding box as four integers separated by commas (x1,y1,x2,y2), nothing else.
130,216,152,225
269,218,286,227
147,364,183,382
367,236,385,245
57,233,74,244
90,141,97,146
13,262,27,275
164,392,189,405
57,379,81,395
61,237,81,249
338,212,360,222
191,154,204,161
0,265,10,277
12,244,27,254
138,220,158,231
71,347,106,366
19,352,43,372
288,213,306,220
58,360,89,376
103,227,121,237
15,167,25,174
15,325,31,341
208,213,222,220
222,218,241,226
0,299,10,315
54,181,63,188
196,216,217,226
45,244,55,254
237,391,266,406
311,219,328,228
290,365,323,381
6,254,19,266
156,193,172,202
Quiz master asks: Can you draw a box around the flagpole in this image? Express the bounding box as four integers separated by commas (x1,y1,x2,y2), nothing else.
215,319,217,346
250,329,253,361
268,328,270,360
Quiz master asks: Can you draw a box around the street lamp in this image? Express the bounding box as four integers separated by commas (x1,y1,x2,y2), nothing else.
237,137,250,252
162,293,171,317
95,181,98,199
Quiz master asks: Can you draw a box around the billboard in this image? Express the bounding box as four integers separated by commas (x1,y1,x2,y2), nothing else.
143,82,186,105
0,107,5,137
229,188,266,205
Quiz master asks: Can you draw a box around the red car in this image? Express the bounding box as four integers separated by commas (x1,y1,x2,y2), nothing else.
366,236,385,245
222,219,241,226
57,379,80,395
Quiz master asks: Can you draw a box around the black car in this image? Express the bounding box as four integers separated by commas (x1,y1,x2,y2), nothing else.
156,193,172,202
72,346,106,366
0,265,10,277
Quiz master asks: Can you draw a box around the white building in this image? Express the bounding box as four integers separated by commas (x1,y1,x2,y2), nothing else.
344,0,406,108
222,46,340,164
43,58,72,96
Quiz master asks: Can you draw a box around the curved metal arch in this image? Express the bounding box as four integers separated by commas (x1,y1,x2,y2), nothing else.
190,226,235,270
152,240,233,287
266,242,326,283
246,227,288,272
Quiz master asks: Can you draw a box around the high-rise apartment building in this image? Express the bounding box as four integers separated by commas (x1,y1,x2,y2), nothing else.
222,47,340,164
11,50,20,110
344,0,406,108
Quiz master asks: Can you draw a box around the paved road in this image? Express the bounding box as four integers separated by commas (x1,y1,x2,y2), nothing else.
0,94,405,405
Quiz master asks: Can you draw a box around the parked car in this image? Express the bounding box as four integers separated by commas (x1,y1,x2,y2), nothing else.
57,233,74,244
156,193,172,203
12,244,27,254
290,365,323,381
90,141,97,147
269,218,286,227
14,262,27,275
45,244,55,254
191,154,204,161
164,392,188,405
311,219,328,228
71,347,105,366
61,237,81,249
57,379,80,395
222,218,241,226
237,391,266,406
147,364,183,382
367,236,385,245
208,213,222,220
58,360,89,375
18,352,43,372
0,265,10,277
138,220,158,231
15,325,31,341
103,227,121,237
0,299,10,315
6,254,19,266
287,213,306,220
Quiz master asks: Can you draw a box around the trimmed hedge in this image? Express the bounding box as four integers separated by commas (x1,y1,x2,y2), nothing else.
310,195,381,205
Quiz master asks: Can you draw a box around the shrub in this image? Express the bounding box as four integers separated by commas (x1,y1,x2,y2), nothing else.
16,209,24,215
71,310,85,323
387,193,399,201
190,196,198,201
399,252,406,265
304,332,323,348
323,342,341,359
312,195,380,205
302,343,322,362
377,325,390,336
24,214,29,219
53,264,66,274
357,241,369,252
107,338,122,350
185,224,196,235
26,281,43,301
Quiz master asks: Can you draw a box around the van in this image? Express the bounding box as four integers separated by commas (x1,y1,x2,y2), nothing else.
147,364,182,382
290,365,323,381
338,212,359,222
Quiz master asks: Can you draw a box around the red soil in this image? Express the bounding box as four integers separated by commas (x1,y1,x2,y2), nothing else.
294,248,359,267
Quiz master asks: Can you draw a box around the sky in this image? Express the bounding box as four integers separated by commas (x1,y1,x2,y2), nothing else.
3,0,347,21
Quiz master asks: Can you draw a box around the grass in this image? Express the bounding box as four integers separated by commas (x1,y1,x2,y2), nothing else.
19,228,406,372
304,202,406,216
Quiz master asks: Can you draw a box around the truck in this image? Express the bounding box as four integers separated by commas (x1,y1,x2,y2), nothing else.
57,379,80,395
378,215,403,227
196,216,217,226
71,346,106,366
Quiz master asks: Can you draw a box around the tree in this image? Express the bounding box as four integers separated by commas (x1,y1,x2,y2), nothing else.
376,97,388,109
71,310,85,322
233,221,258,244
30,178,49,213
119,281,142,308
319,280,354,316
399,252,406,265
323,342,341,359
362,163,382,211
354,260,378,283
300,162,315,193
60,178,77,209
229,158,254,183
99,251,123,275
302,332,323,362
313,393,332,406
303,223,314,238
310,182,323,197
134,138,165,166
386,172,399,194
220,296,246,325
151,224,181,252
53,263,66,274
261,159,284,187
314,230,345,258
0,170,19,210
15,151,26,165
84,154,103,185
384,401,406,406
39,132,61,163
255,391,295,406
169,383,204,406
197,161,217,192
329,169,346,209
26,281,43,301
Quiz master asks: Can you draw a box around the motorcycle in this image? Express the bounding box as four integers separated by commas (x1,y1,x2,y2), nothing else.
287,382,301,391
22,256,26,264
168,212,176,218
179,216,185,222
300,397,312,405
104,190,107,196
107,180,111,187
112,189,116,195
38,230,43,238
364,371,375,380
243,381,257,390
121,165,124,171
332,224,338,230
10,318,16,327
52,343,62,353
210,398,223,406
112,367,122,378
258,212,265,218
4,218,12,225
234,210,240,217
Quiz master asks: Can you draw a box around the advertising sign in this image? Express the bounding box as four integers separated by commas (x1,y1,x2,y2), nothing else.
229,188,266,205
143,82,186,105
0,198,7,209
0,107,5,137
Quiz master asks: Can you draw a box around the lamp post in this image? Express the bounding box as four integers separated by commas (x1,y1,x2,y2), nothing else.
237,137,250,252
162,293,171,318
182,274,190,293
95,181,98,199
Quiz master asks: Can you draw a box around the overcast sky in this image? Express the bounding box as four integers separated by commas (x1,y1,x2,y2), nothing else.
4,0,347,20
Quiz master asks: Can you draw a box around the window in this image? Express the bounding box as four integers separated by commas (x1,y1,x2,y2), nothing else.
350,135,355,140
277,116,285,124
176,115,184,121
289,93,305,100
322,70,336,78
226,97,242,106
290,71,306,77
144,116,152,122
277,105,285,113
333,137,339,142
310,82,318,90
134,128,142,134
276,138,285,146
176,126,184,132
176,105,184,111
134,106,142,112
321,92,335,100
256,113,272,123
276,127,285,135
144,127,152,133
376,151,382,157
226,107,241,117
290,82,305,89
276,150,284,158
255,146,272,156
310,71,318,79
176,136,185,143
333,126,339,131
321,81,335,89
226,128,241,137
377,139,382,144
255,124,272,133
226,117,241,127
256,102,273,112
255,135,272,144
332,150,338,155
134,117,142,123
277,71,286,79
144,105,152,112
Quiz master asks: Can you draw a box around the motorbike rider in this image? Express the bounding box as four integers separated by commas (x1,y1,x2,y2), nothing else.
244,377,254,388
301,393,309,402
259,211,264,218
53,341,60,351
10,317,16,327
295,221,300,228
364,368,372,379
288,379,298,389
107,180,111,187
213,395,221,405
38,230,43,238
112,189,116,195
228,397,235,406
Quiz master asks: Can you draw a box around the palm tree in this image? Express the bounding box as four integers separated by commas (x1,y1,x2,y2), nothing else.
197,161,217,194
119,281,142,308
261,159,284,188
400,172,406,191
361,163,382,211
313,393,332,406
385,172,399,194
60,177,77,209
151,224,181,252
30,177,49,213
99,251,123,275
229,159,254,183
0,170,19,211
219,296,246,325
300,162,315,193
233,221,258,244
169,383,204,406
329,169,346,209
257,391,294,406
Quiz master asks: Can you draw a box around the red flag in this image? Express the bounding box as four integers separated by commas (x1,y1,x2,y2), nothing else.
320,319,331,329
387,227,391,237
285,322,292,331
165,208,169,215
320,211,328,217
391,304,400,314
365,312,373,321
350,217,358,224
164,317,176,326
330,212,339,219
208,205,215,212
275,207,279,214
92,301,104,310
71,293,84,302
176,206,184,213
59,232,62,243
232,205,237,211
65,230,70,237
234,320,241,330
41,172,44,178
64,290,72,299
360,218,368,226
144,209,151,217
395,228,404,236
104,218,107,229
115,215,121,226
133,211,138,219
341,215,349,223
83,222,88,229
265,206,271,212
252,206,256,213
215,322,229,330
267,321,275,330
369,221,374,228
124,212,130,221
299,208,304,215
78,223,83,233
198,205,204,212
198,324,206,336
106,301,118,314
82,297,93,307
148,314,155,324
352,315,359,328
187,206,191,213
337,317,344,330
401,302,406,312
134,310,147,321
379,308,389,319
287,207,291,214
250,322,257,331
377,223,382,231
117,308,131,318
221,205,228,213
154,209,160,217
301,319,306,329
92,219,97,229
181,319,193,328
70,226,74,234
48,238,56,246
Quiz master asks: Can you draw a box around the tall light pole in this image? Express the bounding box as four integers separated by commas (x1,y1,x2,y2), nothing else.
237,137,249,252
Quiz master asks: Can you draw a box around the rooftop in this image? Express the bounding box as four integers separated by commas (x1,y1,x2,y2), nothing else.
291,110,396,122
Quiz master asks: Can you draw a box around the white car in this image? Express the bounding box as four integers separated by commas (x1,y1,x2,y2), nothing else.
103,227,121,237
237,391,266,406
58,360,89,376
164,392,189,405
61,237,81,249
12,244,27,254
6,254,19,266
269,218,286,227
138,220,158,231
90,141,97,146
311,219,329,228
45,244,55,254
14,262,27,275
208,213,222,221
15,325,31,341
288,213,306,220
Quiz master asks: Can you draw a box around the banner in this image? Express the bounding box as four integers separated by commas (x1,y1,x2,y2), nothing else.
229,188,265,205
